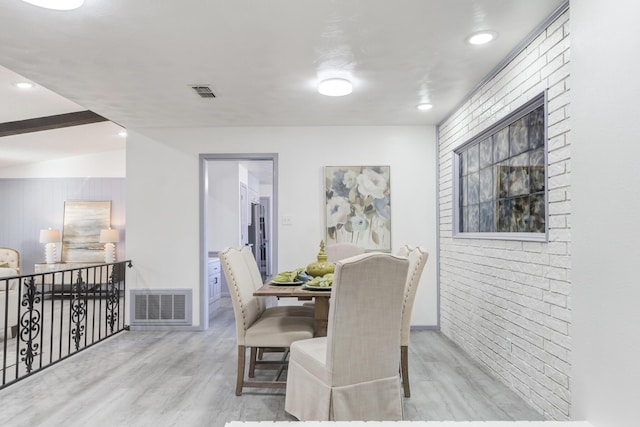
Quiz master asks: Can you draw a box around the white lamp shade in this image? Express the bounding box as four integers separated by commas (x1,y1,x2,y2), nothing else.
99,228,119,243
39,228,61,243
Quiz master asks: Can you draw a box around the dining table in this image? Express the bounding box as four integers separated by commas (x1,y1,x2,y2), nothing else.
253,283,332,337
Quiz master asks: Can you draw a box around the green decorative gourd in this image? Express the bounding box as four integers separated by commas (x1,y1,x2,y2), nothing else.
307,240,335,277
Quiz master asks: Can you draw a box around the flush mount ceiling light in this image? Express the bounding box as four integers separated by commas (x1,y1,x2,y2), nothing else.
318,78,353,97
466,31,497,45
21,0,84,10
14,82,34,89
417,103,433,111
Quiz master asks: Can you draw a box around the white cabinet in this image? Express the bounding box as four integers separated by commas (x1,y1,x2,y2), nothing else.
208,258,221,304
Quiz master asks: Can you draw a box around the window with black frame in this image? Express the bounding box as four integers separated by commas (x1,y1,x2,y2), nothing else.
455,94,547,239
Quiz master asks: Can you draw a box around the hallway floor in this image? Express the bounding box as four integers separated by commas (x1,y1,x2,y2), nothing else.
0,299,544,426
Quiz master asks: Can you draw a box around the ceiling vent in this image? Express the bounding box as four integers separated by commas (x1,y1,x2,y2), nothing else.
191,85,216,98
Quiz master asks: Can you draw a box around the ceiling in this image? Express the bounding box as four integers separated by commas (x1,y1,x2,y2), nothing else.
0,0,566,168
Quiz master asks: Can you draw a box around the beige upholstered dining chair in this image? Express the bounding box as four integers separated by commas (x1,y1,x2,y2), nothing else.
285,252,409,421
237,245,313,318
325,242,364,262
236,245,313,370
220,247,315,395
396,244,429,397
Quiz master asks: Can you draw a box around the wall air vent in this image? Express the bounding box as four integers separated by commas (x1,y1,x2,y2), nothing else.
191,85,216,98
130,289,192,327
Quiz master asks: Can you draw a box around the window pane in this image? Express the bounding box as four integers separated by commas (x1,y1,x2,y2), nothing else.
529,106,545,149
508,166,529,197
467,144,479,173
479,138,493,168
530,148,544,166
493,128,510,162
512,196,530,232
509,116,529,157
462,174,468,206
455,95,546,238
479,201,494,232
479,167,493,203
497,199,512,232
530,165,545,192
497,163,509,198
468,204,479,232
530,193,546,232
509,151,529,167
468,171,479,205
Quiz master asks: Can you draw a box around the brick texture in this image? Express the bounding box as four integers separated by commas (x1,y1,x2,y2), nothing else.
437,11,571,420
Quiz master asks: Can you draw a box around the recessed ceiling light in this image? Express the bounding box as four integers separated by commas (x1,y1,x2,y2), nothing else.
318,78,353,97
417,103,433,111
21,0,84,10
118,130,128,138
14,82,34,89
467,31,497,45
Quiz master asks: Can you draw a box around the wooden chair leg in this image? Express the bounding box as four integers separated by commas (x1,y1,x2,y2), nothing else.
236,345,246,396
401,345,410,397
249,347,257,378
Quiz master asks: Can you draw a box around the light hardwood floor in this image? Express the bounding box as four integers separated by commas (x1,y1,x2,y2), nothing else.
0,298,544,426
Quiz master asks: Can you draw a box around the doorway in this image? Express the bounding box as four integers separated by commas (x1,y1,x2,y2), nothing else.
199,153,278,329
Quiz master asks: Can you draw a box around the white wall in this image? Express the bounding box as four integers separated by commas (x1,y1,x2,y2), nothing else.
437,10,571,420
0,150,127,272
0,150,125,178
207,161,241,252
571,1,640,426
126,126,437,328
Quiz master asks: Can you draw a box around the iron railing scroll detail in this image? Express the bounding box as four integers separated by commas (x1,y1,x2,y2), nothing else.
70,271,88,351
106,263,122,334
19,276,41,374
1,260,132,390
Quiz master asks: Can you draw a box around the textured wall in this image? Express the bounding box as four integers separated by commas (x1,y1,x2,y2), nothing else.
570,0,640,425
437,10,571,420
0,178,126,274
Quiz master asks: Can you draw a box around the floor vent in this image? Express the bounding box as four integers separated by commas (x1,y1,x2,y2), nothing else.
130,289,192,326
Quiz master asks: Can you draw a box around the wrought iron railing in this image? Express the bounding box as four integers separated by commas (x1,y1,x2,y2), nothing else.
1,261,131,389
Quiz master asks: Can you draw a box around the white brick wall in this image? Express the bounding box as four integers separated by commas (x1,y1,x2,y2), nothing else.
437,10,571,420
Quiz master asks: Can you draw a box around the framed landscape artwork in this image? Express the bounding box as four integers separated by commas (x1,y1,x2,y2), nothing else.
62,200,111,262
324,166,391,251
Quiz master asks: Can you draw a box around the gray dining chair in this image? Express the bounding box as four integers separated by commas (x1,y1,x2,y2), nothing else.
285,252,409,420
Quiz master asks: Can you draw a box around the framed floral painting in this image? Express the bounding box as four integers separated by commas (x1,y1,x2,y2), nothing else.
324,166,391,251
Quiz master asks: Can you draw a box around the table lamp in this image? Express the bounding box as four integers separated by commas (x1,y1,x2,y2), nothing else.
99,228,119,263
39,228,61,264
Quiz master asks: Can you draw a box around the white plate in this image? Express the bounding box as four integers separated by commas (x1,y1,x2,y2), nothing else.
270,280,303,286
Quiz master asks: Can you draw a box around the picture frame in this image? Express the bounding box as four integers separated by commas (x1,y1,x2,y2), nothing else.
324,166,391,251
62,200,112,262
